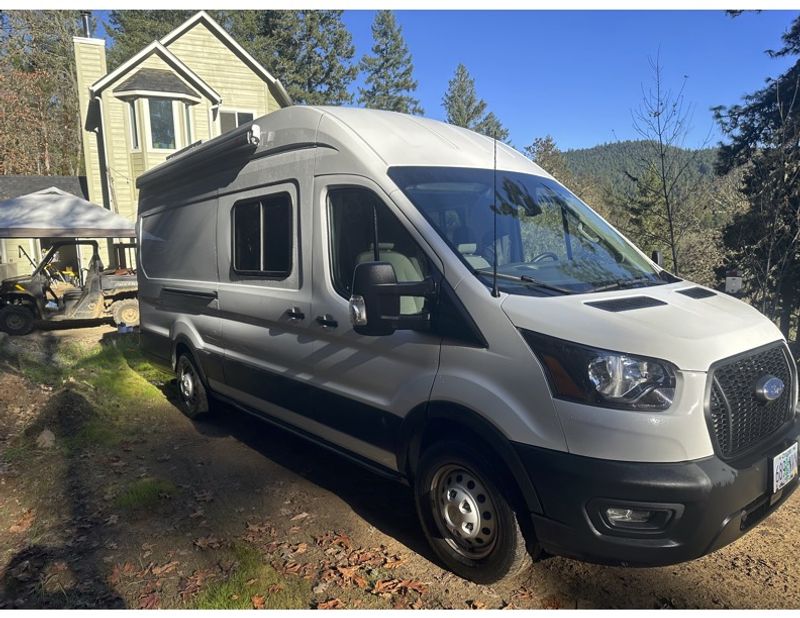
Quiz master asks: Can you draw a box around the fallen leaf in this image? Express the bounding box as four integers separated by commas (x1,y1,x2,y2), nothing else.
245,578,257,586
468,599,487,609
289,512,308,522
151,561,179,576
9,509,34,533
251,595,265,609
317,598,344,609
138,592,160,609
337,565,368,589
268,583,285,594
189,508,205,519
383,556,406,570
194,535,222,550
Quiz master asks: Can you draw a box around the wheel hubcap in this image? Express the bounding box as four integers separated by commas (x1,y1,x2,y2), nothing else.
179,365,195,401
7,314,23,329
431,464,498,559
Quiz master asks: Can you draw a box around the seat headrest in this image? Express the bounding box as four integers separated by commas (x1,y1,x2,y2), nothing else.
458,243,478,254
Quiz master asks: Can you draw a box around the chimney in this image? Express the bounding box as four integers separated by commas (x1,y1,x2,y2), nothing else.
73,26,108,209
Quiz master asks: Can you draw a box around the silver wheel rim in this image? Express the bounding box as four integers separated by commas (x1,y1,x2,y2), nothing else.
430,464,498,559
178,360,197,405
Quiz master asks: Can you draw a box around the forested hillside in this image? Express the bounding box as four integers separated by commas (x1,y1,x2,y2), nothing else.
563,141,717,188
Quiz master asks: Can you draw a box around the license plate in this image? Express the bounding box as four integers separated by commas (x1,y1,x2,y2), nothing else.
772,442,798,494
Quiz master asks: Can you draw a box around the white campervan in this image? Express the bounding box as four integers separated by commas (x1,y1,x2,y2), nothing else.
136,107,799,584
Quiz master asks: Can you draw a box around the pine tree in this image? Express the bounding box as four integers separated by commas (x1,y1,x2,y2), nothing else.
106,11,193,69
523,135,575,186
358,10,422,114
255,10,357,105
442,63,508,141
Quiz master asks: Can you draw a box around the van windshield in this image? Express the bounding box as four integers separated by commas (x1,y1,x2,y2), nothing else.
388,166,667,295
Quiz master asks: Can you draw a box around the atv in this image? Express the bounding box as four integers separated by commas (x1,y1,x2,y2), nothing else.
0,240,139,336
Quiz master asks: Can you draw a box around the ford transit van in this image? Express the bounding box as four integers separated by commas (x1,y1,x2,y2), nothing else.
136,107,799,584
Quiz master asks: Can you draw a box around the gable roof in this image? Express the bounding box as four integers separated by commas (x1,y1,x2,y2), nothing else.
90,40,222,104
113,68,200,101
159,11,292,107
0,175,88,201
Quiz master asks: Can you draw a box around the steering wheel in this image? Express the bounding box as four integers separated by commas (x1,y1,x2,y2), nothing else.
530,251,560,264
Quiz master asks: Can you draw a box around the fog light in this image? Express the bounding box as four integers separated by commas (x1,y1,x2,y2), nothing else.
606,507,653,525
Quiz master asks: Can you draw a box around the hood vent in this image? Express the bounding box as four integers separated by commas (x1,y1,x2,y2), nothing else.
585,296,667,312
676,287,717,299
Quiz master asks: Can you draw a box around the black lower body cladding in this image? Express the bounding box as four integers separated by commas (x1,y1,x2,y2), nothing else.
514,416,800,566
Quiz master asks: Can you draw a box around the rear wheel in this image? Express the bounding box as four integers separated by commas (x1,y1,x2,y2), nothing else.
414,440,534,584
111,298,140,327
0,305,35,336
175,353,211,419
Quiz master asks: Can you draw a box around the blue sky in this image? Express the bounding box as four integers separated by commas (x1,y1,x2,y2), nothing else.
96,10,798,150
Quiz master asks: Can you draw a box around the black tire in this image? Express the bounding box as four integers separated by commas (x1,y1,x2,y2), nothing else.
0,305,35,336
111,298,140,327
175,353,212,419
414,440,535,584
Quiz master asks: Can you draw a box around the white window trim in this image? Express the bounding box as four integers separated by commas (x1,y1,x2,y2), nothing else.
143,98,182,152
215,107,257,137
183,103,195,146
128,100,140,152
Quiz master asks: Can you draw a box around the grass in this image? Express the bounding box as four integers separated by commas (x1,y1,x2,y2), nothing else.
113,477,177,511
190,544,311,610
1,441,34,464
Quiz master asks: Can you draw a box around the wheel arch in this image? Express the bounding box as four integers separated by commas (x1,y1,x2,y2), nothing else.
398,401,544,516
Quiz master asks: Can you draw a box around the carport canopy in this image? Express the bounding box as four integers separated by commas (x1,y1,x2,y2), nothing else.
0,187,135,238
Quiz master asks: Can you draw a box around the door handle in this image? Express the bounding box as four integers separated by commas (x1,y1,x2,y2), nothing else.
316,314,338,328
286,306,305,321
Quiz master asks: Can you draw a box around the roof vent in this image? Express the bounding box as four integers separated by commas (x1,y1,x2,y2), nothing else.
585,296,667,312
676,287,717,299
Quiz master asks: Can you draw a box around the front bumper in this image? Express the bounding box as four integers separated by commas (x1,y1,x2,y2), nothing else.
514,416,800,566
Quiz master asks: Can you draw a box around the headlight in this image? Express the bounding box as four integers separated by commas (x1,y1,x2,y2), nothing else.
521,330,676,410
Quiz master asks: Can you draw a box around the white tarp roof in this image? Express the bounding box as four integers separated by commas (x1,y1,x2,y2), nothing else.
0,187,135,238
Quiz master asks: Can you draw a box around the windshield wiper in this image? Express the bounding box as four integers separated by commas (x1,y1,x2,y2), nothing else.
474,268,571,295
591,276,667,292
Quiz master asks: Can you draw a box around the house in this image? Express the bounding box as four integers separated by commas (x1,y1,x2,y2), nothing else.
73,10,291,264
0,175,89,280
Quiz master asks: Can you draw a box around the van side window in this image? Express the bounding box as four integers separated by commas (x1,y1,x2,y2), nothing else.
232,193,292,278
328,187,429,315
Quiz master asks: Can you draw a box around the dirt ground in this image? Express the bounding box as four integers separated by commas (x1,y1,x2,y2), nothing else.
0,325,799,609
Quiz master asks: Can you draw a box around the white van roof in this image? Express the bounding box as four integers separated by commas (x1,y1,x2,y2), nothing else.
137,106,552,191
312,106,551,177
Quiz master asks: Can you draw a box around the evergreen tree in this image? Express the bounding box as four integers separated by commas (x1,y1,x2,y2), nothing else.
255,10,357,105
714,14,800,336
106,11,193,69
358,10,422,114
442,63,508,141
523,135,575,186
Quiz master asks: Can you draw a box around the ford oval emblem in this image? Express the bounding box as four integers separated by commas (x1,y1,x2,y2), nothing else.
755,375,785,402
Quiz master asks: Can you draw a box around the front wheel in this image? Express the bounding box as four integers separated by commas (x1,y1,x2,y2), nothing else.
0,305,35,336
414,441,535,584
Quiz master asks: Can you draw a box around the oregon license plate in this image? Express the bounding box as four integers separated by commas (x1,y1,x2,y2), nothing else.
772,442,798,494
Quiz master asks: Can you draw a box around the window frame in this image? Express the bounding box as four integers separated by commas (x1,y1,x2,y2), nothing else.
217,107,256,136
128,100,140,151
183,102,194,145
231,191,294,280
145,97,179,151
325,185,432,304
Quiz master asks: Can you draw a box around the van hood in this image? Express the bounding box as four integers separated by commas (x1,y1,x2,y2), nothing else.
501,282,784,372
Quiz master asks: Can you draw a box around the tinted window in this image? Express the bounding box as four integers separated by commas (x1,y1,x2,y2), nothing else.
141,202,217,280
149,98,175,149
232,193,292,278
328,187,429,315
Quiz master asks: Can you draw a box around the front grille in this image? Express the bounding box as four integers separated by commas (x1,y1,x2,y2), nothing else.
708,343,795,459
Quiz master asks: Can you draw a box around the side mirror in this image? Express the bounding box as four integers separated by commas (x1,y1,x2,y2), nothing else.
349,261,435,336
650,250,663,268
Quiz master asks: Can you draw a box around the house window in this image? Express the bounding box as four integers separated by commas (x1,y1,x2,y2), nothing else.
220,110,254,134
184,103,193,144
232,193,292,278
148,98,175,149
128,101,139,150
